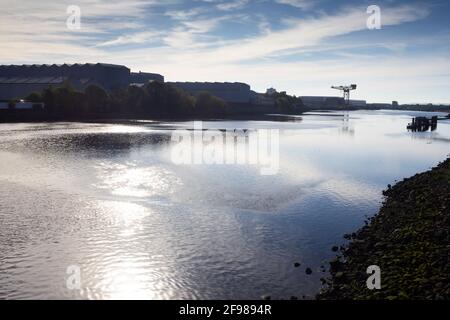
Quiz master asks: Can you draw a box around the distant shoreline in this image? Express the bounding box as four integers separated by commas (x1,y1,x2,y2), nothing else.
1,108,449,124
0,112,300,124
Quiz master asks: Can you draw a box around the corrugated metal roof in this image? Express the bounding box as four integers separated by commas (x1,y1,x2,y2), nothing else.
49,77,66,84
7,77,21,83
0,63,128,69
35,77,55,84
0,77,66,84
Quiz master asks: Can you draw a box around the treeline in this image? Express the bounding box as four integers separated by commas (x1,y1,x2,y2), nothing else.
23,81,229,120
268,91,305,113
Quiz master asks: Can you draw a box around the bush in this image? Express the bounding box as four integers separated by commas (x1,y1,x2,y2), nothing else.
32,103,44,111
275,93,304,113
27,81,232,119
85,84,108,114
195,91,228,117
8,100,17,109
25,92,42,103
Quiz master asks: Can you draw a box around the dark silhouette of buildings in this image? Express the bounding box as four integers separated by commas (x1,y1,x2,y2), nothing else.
0,63,164,101
167,82,252,104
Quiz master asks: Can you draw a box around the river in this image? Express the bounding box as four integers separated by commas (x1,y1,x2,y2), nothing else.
0,110,449,299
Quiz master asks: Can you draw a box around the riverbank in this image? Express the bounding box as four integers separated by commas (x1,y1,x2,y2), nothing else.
0,112,303,124
317,158,450,300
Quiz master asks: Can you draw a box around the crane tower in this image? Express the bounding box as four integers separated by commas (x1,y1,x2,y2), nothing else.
331,84,357,105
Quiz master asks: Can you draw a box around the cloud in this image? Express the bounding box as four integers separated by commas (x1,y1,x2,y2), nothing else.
274,0,314,10
0,1,429,61
165,7,207,20
216,0,249,11
163,12,245,48
96,31,163,47
1,0,445,103
0,0,166,61
167,5,430,65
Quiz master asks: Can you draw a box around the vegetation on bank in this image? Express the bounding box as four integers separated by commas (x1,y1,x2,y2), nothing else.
3,82,306,121
392,104,450,113
7,81,229,120
266,91,305,114
318,158,450,300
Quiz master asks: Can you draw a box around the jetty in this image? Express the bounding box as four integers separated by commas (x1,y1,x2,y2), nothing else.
406,114,449,132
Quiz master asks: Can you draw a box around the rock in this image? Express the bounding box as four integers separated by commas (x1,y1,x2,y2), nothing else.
374,242,384,248
317,158,450,300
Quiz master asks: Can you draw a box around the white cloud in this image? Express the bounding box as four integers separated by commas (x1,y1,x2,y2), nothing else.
274,0,314,10
165,7,207,20
96,31,163,47
216,0,249,11
163,13,244,48
164,5,429,65
1,1,445,103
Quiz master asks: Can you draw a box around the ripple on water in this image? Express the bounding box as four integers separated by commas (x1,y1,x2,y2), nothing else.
1,115,450,299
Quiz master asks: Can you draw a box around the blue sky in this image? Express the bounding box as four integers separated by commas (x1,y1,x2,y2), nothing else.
1,0,450,103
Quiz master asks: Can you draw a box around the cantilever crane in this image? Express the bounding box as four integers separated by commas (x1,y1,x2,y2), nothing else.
331,84,357,105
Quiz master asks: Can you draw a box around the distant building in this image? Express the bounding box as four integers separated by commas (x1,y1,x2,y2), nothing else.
250,91,276,107
367,103,394,109
167,82,252,104
349,99,367,107
301,96,345,108
130,71,164,86
0,63,164,101
266,88,277,96
0,100,43,110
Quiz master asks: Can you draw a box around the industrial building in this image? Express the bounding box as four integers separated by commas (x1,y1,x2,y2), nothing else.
301,96,367,109
167,82,280,114
167,82,252,104
348,100,367,108
301,96,345,108
250,91,276,107
130,71,164,85
0,63,164,101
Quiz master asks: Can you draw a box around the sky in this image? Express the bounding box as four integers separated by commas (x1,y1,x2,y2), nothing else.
1,0,450,104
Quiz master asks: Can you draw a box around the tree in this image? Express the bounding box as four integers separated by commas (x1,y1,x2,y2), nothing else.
72,91,88,116
126,85,148,115
25,92,42,102
143,81,168,117
195,91,228,118
8,100,16,110
142,82,196,118
42,87,56,113
273,92,305,114
54,84,77,114
109,88,128,114
166,85,196,118
85,84,108,114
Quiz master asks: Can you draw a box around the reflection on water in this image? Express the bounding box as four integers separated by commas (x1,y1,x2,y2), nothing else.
0,110,449,300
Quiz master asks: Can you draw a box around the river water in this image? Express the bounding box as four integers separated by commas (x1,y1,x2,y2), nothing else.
0,110,449,299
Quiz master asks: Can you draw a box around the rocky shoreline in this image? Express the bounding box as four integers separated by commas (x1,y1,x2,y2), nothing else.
317,158,450,300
